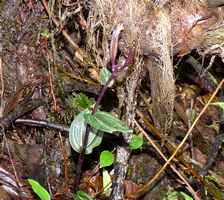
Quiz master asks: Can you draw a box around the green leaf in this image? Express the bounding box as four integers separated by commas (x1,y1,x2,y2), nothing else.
206,122,219,133
69,109,103,154
28,179,50,200
100,150,114,168
205,175,218,183
40,29,51,39
99,68,112,85
163,188,178,200
84,111,132,134
74,190,93,200
69,93,94,110
180,192,193,200
204,176,223,200
102,169,112,197
210,102,224,120
211,102,224,111
129,135,143,150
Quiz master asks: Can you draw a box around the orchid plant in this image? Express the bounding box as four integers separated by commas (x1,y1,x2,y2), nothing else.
69,23,135,189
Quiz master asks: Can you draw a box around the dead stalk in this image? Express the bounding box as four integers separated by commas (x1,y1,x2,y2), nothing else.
47,55,58,111
0,58,4,118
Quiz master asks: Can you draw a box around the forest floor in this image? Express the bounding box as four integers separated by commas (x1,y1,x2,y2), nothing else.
0,1,224,200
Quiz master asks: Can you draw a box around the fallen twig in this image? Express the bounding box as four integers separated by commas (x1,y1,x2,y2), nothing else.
0,99,45,128
15,118,69,132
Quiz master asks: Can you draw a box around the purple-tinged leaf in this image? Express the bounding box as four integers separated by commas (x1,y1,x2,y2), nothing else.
110,24,124,70
114,49,134,75
123,49,134,68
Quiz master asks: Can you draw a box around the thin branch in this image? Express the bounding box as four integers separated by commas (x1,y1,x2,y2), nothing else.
136,109,196,169
132,120,200,200
47,54,58,111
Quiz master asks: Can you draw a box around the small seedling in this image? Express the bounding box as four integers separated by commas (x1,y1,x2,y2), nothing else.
28,179,50,200
74,190,93,200
129,135,144,150
100,150,114,168
99,67,112,85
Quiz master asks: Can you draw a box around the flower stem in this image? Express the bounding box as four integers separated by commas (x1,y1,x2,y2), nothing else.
75,74,115,190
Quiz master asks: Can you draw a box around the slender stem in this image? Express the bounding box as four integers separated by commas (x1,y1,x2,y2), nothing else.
75,74,115,190
75,124,90,189
92,75,114,114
